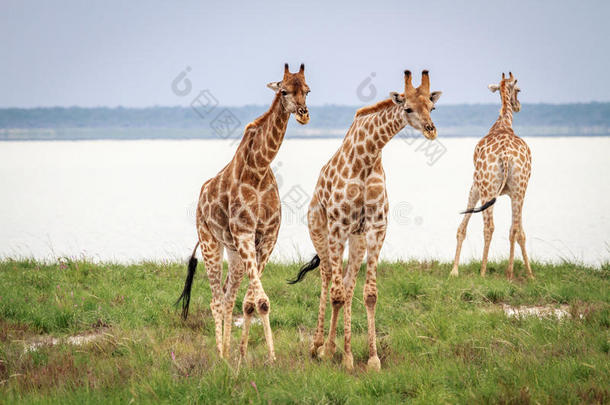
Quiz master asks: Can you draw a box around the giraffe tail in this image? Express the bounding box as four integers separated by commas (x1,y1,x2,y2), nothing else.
287,254,320,284
461,198,497,214
461,156,511,214
175,241,200,320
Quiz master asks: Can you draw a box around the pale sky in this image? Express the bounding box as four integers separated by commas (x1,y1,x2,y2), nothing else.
1,0,609,107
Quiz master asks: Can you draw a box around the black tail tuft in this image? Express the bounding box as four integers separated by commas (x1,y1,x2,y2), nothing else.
461,197,497,214
287,255,320,284
176,255,198,320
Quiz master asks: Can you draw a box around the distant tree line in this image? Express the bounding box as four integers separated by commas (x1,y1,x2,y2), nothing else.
1,103,608,130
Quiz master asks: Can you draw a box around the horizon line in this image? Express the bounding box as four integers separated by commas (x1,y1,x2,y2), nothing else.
0,101,609,110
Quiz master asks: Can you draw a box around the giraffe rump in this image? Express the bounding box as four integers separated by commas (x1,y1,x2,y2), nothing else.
175,243,199,319
461,155,511,215
287,254,320,284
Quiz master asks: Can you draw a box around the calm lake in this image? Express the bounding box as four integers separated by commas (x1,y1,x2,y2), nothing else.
1,137,608,266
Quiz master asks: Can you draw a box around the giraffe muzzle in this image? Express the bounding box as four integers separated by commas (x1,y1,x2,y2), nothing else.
423,124,437,140
295,106,310,125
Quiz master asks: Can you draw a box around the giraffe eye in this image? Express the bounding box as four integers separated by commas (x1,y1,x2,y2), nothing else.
281,90,288,96
431,107,436,111
405,108,413,113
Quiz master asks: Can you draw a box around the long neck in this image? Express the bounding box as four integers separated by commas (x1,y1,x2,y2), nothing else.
351,101,408,157
497,81,513,127
246,93,290,169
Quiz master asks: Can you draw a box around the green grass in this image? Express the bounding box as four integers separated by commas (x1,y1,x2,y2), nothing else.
0,258,608,404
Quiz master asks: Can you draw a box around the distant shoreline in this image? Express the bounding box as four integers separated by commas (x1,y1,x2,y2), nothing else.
1,134,609,142
1,127,608,142
1,103,608,140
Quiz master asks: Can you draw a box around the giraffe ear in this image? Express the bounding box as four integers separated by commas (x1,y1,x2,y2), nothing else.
488,84,500,93
267,82,282,92
430,91,442,104
390,92,405,105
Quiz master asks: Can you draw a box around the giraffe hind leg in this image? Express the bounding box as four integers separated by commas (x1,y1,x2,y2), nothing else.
480,204,495,277
510,196,534,279
196,222,225,357
306,204,331,358
451,184,479,276
319,224,349,361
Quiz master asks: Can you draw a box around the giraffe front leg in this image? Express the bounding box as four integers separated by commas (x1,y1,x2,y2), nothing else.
239,227,278,363
258,299,276,364
206,268,224,356
239,285,255,360
216,249,245,361
363,227,385,372
235,236,275,363
342,234,366,371
451,184,479,277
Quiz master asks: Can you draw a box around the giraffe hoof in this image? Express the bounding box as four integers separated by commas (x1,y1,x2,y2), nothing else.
265,353,276,365
317,343,335,361
449,268,458,277
342,353,354,371
367,356,381,372
310,342,323,358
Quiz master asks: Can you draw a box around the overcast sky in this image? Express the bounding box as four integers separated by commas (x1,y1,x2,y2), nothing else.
1,0,609,107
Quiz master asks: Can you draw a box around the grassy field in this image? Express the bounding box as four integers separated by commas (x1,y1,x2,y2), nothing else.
0,258,608,404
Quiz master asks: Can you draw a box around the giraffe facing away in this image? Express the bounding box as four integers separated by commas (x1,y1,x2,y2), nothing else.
450,72,533,279
176,64,310,363
289,70,442,371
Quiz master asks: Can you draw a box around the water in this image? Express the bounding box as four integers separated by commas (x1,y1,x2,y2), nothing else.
1,137,608,266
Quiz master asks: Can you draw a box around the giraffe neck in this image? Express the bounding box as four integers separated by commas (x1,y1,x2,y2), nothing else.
351,101,408,156
246,93,290,169
497,81,513,127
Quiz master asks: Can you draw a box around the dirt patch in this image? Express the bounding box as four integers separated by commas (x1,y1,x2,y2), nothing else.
23,329,108,353
500,304,576,319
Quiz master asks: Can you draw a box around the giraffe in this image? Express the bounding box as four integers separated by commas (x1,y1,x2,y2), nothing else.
176,63,310,363
288,70,442,371
450,72,533,280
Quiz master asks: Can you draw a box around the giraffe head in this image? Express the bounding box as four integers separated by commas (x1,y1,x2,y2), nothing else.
390,70,442,140
267,63,310,124
488,72,521,112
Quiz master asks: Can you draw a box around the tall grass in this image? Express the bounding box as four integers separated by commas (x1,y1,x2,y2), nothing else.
0,259,608,404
